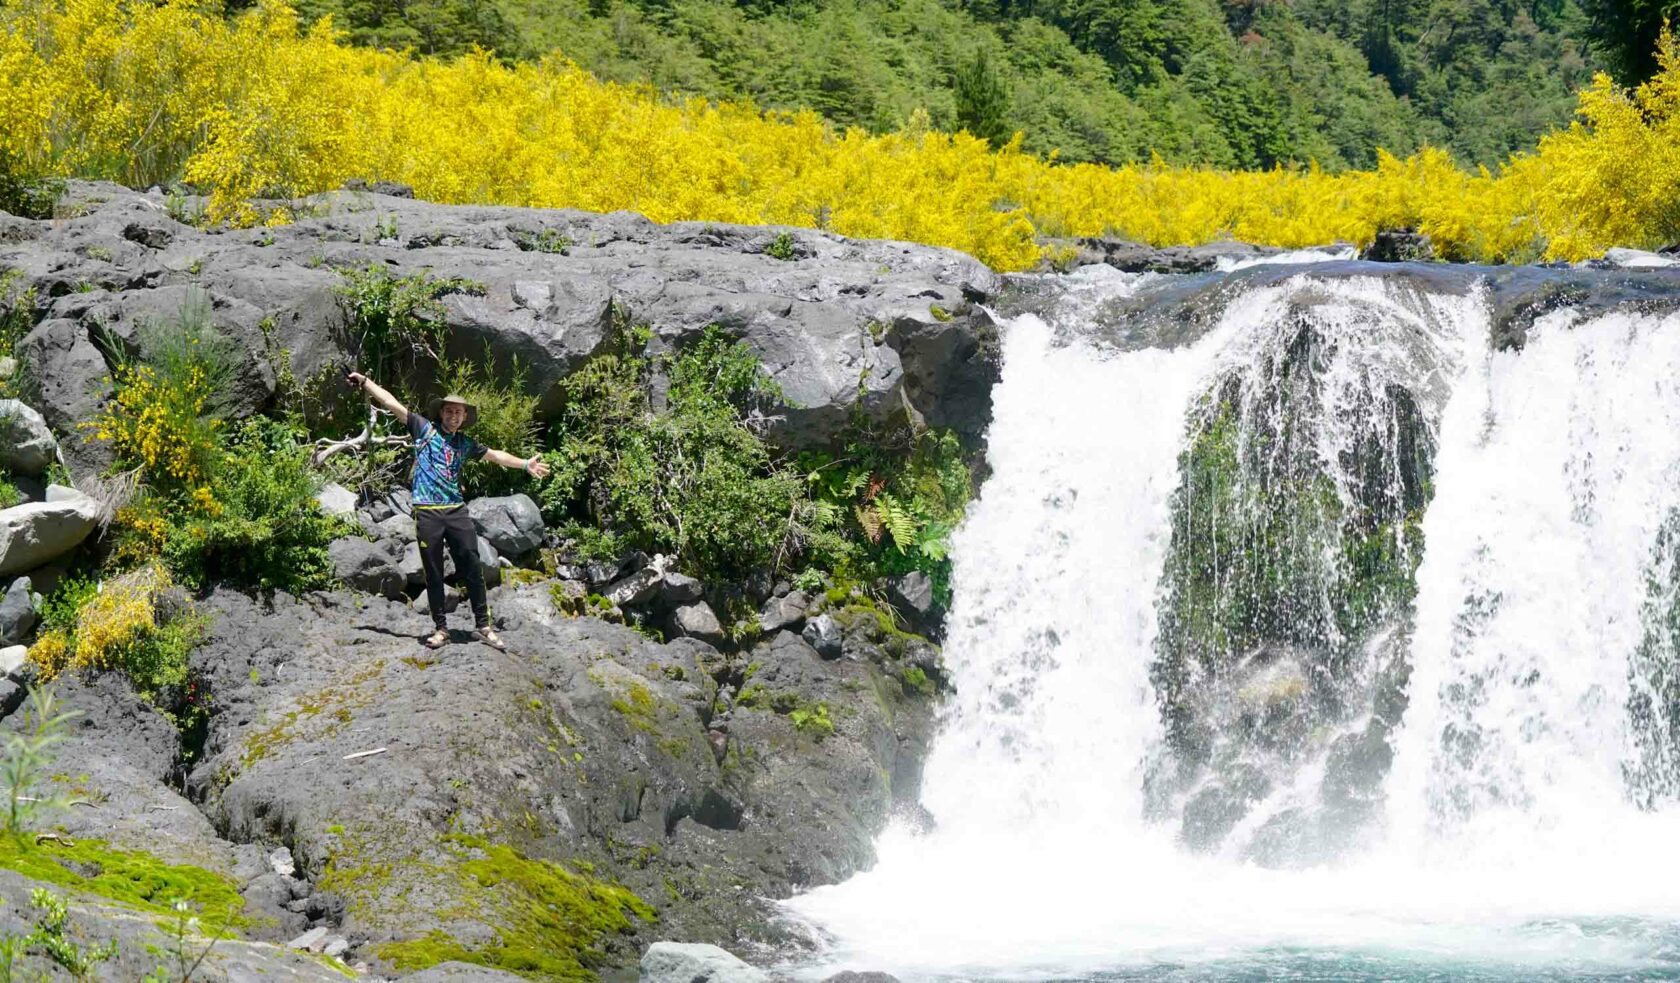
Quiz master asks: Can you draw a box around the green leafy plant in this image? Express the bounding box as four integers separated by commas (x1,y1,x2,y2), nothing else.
0,164,63,221
161,417,352,593
86,291,241,504
334,265,484,383
437,351,540,499
0,686,81,839
537,320,807,583
513,228,572,254
765,231,797,261
788,700,835,739
0,270,35,401
163,191,204,227
799,425,972,605
26,889,116,981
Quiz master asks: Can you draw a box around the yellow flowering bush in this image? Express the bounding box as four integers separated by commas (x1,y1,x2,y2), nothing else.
24,631,71,680
66,565,169,676
2,0,1678,268
26,565,205,703
85,361,221,507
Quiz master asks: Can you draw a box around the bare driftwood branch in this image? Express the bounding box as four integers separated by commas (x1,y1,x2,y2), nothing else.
309,428,411,467
310,402,410,468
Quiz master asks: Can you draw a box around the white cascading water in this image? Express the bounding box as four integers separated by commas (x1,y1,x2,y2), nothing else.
785,267,1680,977
1384,302,1680,910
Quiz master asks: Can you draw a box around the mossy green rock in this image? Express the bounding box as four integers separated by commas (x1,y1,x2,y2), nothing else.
1148,315,1437,861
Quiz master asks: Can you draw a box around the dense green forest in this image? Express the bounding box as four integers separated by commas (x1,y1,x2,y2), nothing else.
247,0,1630,171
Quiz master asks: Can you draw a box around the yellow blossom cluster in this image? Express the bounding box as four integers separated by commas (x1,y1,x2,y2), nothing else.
84,361,221,508
27,565,171,680
4,0,1680,269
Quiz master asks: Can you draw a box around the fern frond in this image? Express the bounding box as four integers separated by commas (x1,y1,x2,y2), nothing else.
876,493,920,551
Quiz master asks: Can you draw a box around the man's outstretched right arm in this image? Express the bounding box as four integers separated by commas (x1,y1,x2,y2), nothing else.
346,372,410,425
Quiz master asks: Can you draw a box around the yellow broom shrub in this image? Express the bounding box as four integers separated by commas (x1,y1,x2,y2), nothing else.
27,565,168,681
1,0,1677,268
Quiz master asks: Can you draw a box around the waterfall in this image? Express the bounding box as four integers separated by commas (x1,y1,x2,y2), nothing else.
1384,301,1680,897
784,266,1680,978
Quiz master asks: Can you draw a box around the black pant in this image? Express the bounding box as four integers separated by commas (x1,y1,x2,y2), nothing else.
415,506,489,630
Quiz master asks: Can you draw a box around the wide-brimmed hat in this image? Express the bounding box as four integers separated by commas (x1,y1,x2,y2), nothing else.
427,393,479,430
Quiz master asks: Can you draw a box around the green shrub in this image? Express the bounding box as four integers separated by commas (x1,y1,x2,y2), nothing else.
438,351,540,499
334,265,484,384
26,565,208,732
765,232,796,261
0,164,63,221
800,425,973,605
0,270,37,402
553,523,626,564
163,418,351,593
788,701,835,739
538,322,806,584
513,228,572,254
87,292,241,503
0,270,31,356
0,471,19,510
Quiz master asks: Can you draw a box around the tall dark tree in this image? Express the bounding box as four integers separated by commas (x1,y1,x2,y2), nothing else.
1581,0,1680,80
954,48,1015,146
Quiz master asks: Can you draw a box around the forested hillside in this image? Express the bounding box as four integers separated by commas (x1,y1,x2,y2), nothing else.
264,0,1597,170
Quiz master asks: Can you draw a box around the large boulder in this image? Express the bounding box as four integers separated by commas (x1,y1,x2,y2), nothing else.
759,591,811,633
398,536,501,591
467,493,544,558
13,319,111,479
0,401,58,477
0,489,99,577
314,482,358,518
671,601,725,647
328,537,406,600
639,942,768,983
888,571,938,632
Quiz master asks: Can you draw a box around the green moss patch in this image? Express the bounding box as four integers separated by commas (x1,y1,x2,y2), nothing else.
0,836,245,929
362,835,653,981
242,661,385,765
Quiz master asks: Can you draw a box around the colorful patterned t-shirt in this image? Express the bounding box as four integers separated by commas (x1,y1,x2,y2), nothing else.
408,413,486,507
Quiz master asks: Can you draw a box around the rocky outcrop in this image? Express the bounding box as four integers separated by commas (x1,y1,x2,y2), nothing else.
0,578,34,646
12,318,112,480
0,181,1002,455
167,581,939,975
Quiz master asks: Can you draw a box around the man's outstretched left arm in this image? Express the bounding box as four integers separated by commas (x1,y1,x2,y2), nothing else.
482,448,552,479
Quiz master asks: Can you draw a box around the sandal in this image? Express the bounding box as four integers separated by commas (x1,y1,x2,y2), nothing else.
423,628,450,649
475,627,508,651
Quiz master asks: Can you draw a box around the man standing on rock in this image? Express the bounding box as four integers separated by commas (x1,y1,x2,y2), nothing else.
346,372,551,651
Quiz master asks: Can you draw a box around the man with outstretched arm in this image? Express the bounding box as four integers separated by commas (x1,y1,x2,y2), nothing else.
346,371,552,650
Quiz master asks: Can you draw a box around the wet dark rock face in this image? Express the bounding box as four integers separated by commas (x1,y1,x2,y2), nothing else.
1144,291,1442,866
